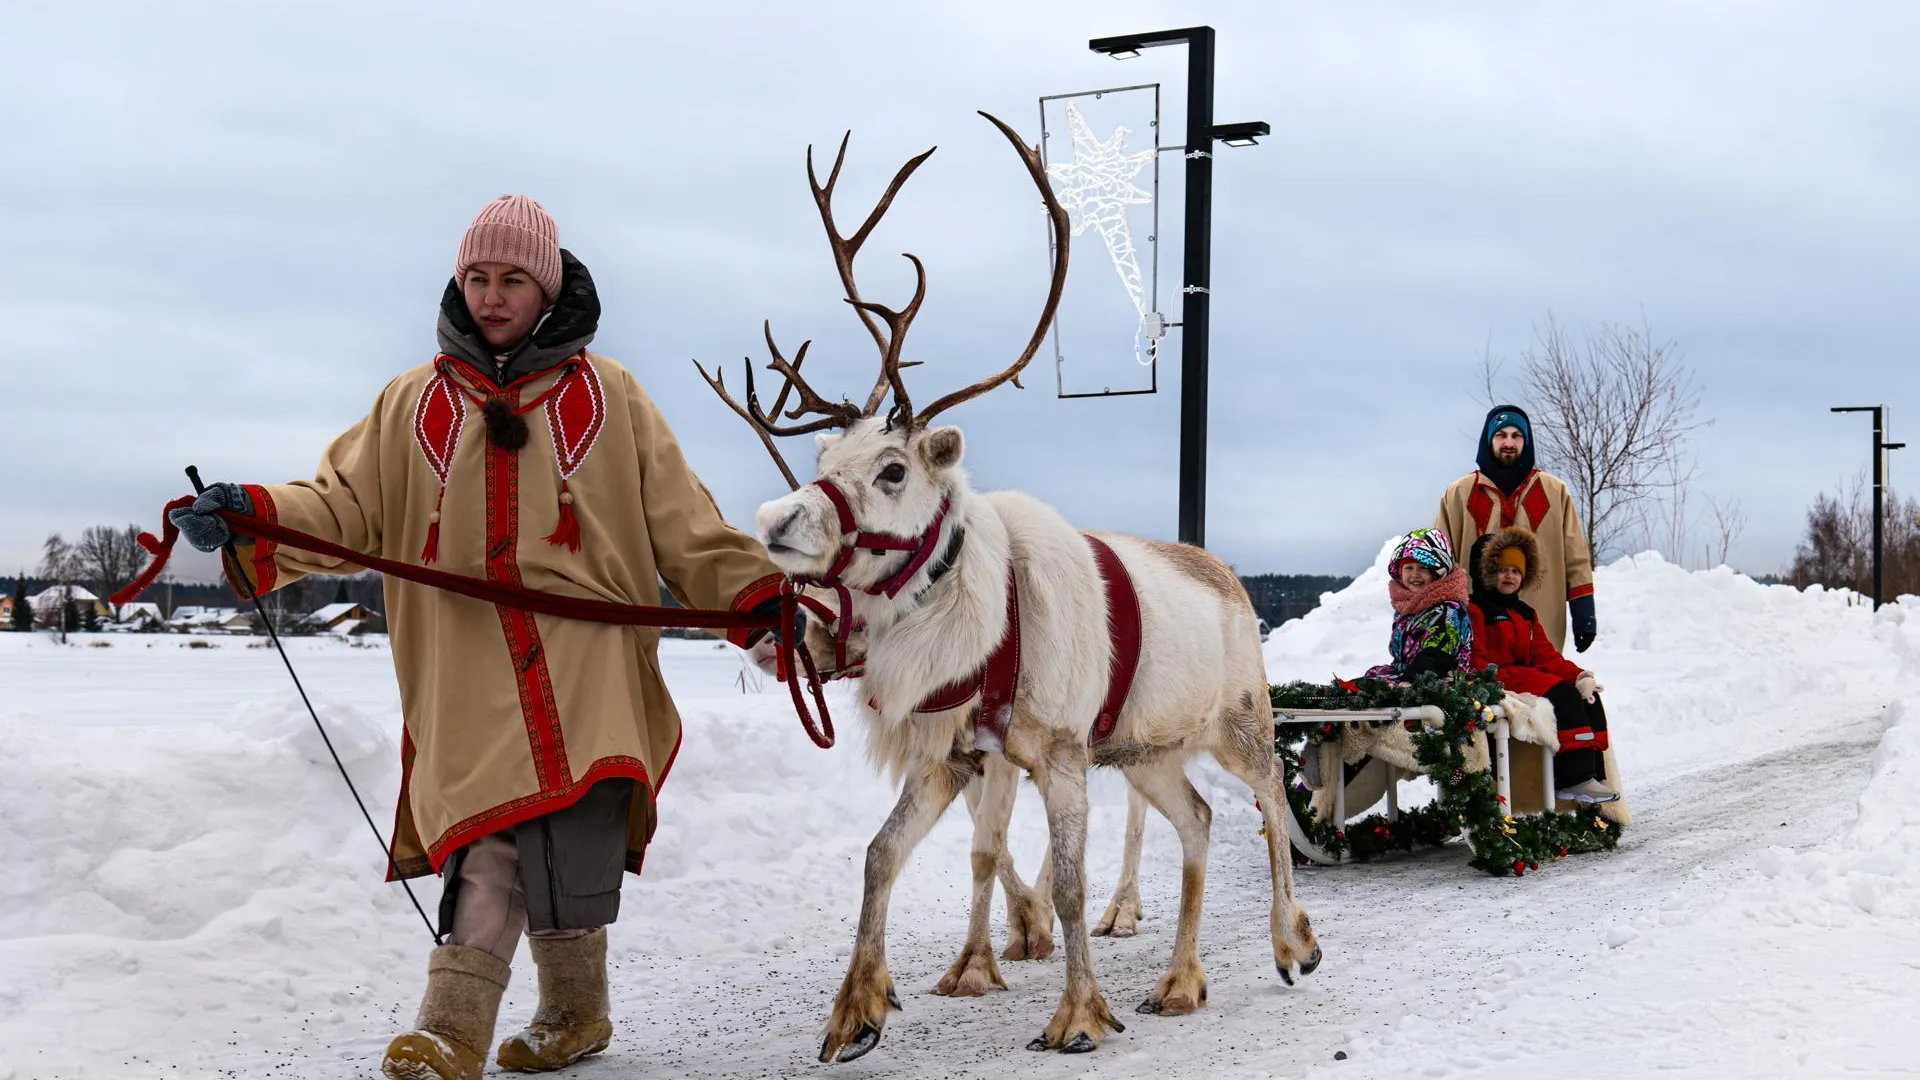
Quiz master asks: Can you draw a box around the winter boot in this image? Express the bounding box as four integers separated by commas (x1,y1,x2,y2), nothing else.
1555,778,1621,804
381,944,512,1080
496,928,613,1072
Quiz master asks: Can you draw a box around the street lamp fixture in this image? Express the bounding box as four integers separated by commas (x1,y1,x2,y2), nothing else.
1211,121,1271,147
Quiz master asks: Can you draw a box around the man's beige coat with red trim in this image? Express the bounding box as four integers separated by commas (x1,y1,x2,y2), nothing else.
229,352,783,879
1433,468,1594,652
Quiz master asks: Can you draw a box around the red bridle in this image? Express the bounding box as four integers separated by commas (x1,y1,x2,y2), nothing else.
790,477,951,672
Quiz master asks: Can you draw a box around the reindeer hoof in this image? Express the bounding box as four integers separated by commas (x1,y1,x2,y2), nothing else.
1026,1037,1050,1052
1060,1033,1098,1054
1136,997,1160,1015
1300,946,1324,976
1277,963,1295,987
822,1024,883,1064
886,986,903,1010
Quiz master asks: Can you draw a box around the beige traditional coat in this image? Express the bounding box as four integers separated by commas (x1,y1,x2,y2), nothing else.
228,351,784,879
1433,469,1593,652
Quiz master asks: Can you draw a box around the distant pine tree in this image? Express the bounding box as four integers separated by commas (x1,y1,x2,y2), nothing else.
9,577,27,632
1237,573,1355,630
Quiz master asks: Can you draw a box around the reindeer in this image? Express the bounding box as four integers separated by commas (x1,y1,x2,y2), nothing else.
699,111,1321,1062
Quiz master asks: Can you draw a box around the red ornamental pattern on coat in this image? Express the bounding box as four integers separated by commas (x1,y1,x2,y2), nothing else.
412,373,467,484
1466,472,1553,534
546,361,605,479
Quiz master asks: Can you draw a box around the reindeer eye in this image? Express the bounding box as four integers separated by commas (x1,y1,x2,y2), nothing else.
878,463,907,485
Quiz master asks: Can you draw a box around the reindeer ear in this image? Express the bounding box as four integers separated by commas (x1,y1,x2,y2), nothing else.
918,426,964,471
815,431,842,453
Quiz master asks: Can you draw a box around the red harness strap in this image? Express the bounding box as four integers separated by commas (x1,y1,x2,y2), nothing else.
910,535,1142,752
1085,535,1142,746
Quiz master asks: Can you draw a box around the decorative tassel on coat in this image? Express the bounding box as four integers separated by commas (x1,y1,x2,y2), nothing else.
422,490,446,564
545,480,582,552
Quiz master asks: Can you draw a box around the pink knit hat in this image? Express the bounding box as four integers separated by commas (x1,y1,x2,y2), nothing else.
455,195,562,300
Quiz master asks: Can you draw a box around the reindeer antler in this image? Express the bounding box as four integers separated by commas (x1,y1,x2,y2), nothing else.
692,354,799,490
698,112,1068,473
911,112,1070,427
809,135,937,421
692,322,857,490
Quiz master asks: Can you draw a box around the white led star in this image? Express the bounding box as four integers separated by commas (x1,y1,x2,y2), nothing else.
1046,103,1157,359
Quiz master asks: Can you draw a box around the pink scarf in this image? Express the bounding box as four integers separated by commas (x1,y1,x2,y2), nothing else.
1388,568,1468,615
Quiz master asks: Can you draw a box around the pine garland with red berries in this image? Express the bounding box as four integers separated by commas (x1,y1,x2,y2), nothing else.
1271,670,1621,877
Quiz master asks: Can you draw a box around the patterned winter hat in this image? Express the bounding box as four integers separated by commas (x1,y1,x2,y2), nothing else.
1390,528,1456,578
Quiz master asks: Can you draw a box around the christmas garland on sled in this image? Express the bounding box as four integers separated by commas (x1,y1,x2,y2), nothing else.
1270,669,1622,877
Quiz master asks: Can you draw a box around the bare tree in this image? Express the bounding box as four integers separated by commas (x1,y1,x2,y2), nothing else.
73,524,150,620
1705,495,1748,569
1789,475,1875,594
1480,313,1707,561
36,533,77,642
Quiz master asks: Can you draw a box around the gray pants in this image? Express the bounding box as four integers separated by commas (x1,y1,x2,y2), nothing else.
440,778,634,963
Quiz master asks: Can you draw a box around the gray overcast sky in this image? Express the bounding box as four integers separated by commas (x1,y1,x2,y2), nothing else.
3,1,1915,584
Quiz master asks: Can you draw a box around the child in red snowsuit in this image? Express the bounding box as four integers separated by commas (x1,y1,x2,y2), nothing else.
1467,527,1618,803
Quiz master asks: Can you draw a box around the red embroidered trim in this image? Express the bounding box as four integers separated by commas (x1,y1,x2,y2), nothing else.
413,372,467,483
485,399,570,793
1466,484,1495,535
223,484,281,598
546,360,605,479
422,756,653,873
384,727,421,882
1521,477,1551,528
725,573,787,649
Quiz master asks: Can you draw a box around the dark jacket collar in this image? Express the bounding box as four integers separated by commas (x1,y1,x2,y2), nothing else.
437,249,601,386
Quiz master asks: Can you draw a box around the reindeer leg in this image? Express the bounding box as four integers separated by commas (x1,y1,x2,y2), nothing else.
1123,760,1211,1016
1093,784,1148,938
999,773,1057,961
1027,755,1124,1054
1213,700,1322,985
820,753,972,1064
935,760,1013,997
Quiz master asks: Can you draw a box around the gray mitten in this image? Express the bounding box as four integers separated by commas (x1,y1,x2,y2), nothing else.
168,483,253,553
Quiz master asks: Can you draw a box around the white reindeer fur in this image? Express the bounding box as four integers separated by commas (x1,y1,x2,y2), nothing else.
758,416,1317,1060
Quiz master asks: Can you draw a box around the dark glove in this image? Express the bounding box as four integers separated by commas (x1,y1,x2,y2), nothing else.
744,597,806,648
1405,647,1459,678
1570,593,1597,653
167,483,253,553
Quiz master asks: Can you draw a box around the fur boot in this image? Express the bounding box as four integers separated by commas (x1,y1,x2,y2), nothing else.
382,944,511,1080
497,929,613,1072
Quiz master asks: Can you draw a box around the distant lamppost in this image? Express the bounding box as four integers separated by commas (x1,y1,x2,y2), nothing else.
1089,26,1268,548
1831,405,1906,609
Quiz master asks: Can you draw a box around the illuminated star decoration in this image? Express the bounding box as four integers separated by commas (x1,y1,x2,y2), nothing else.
1045,103,1156,361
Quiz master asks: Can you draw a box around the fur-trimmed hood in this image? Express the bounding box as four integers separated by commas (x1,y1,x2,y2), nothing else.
1471,526,1543,596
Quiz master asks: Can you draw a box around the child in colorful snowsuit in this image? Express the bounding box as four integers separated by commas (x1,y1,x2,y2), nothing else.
1364,528,1473,681
1467,527,1618,803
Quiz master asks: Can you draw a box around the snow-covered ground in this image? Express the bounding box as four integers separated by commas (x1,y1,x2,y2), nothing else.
3,554,1916,1079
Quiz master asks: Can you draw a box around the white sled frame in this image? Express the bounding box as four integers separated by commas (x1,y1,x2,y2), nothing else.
1274,703,1554,865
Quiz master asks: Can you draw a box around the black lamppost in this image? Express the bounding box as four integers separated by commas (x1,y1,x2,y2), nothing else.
1089,26,1269,548
1831,405,1906,609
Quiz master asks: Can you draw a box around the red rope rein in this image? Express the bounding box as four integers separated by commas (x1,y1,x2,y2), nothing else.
117,498,837,748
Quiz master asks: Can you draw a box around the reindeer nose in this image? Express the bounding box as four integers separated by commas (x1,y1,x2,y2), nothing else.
766,507,804,550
